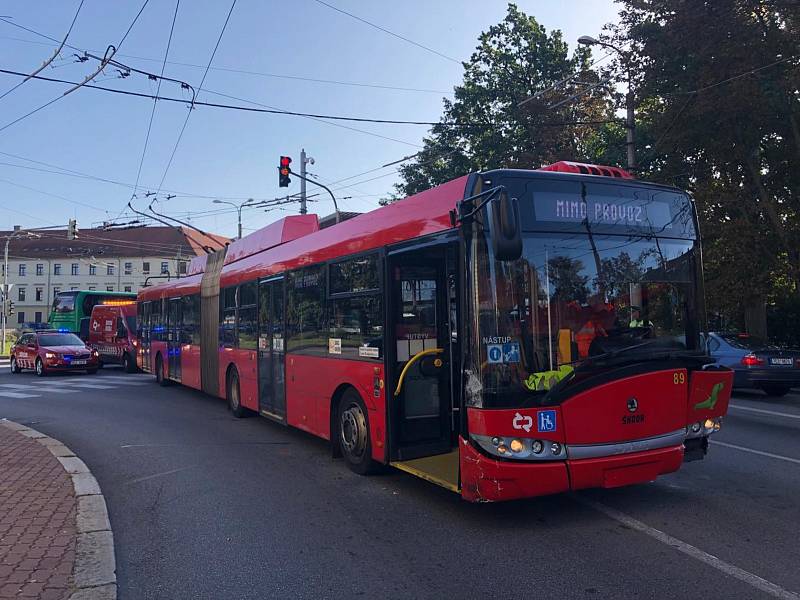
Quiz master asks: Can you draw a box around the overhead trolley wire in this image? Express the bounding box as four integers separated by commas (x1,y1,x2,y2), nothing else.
0,0,85,101
311,0,460,64
0,18,452,95
0,0,150,134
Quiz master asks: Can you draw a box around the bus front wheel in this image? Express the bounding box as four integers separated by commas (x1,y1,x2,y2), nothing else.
338,389,379,475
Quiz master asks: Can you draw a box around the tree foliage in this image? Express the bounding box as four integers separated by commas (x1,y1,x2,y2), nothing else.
393,4,614,198
605,0,800,336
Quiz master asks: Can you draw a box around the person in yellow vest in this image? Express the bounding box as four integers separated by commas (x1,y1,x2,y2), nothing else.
629,306,653,328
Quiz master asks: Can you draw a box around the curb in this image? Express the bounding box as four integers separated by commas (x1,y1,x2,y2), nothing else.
0,419,117,600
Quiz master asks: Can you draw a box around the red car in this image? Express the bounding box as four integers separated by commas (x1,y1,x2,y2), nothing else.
10,330,100,376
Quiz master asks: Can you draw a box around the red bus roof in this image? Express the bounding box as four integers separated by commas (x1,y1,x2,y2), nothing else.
138,175,470,300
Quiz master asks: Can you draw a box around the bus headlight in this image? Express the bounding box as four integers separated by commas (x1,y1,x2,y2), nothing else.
471,434,566,461
703,417,722,435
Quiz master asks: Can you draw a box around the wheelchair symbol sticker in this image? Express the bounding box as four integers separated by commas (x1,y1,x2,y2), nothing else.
538,410,557,433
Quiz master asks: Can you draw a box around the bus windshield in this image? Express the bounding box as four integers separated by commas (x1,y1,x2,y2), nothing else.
51,292,78,313
470,230,703,409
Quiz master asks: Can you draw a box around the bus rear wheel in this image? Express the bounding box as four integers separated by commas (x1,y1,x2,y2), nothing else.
338,389,379,475
227,368,248,418
155,355,168,386
123,353,137,373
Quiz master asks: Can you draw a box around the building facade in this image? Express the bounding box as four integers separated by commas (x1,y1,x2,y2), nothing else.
1,226,227,327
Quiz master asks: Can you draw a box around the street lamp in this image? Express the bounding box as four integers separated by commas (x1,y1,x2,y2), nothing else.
2,229,41,353
212,198,257,240
578,35,636,170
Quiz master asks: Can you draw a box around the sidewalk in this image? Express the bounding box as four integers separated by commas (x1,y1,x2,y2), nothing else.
0,421,116,600
0,425,76,599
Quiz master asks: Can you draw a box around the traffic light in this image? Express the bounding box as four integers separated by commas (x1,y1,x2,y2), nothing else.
7,301,14,316
67,218,78,240
279,156,292,187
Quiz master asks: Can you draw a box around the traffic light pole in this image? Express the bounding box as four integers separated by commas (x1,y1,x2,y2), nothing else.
288,168,340,224
299,149,307,215
2,236,9,354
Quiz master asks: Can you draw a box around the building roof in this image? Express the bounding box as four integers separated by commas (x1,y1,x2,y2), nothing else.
1,226,229,260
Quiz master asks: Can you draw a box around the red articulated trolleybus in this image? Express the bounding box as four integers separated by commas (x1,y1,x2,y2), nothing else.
136,162,732,502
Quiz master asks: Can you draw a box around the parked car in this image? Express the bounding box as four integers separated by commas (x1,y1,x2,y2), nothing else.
705,332,800,396
9,330,100,376
86,303,139,372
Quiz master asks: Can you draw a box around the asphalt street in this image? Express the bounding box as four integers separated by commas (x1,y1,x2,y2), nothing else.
1,366,798,599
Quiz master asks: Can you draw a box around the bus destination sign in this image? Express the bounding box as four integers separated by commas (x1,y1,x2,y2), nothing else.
535,196,674,229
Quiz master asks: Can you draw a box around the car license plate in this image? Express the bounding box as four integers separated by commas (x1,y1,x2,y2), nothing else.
73,360,87,365
769,358,792,366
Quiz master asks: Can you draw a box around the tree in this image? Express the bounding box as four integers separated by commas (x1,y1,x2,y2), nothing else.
607,0,800,337
392,3,616,198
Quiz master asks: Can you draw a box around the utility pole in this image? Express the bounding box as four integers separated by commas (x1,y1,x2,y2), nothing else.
212,198,257,240
578,35,636,170
299,149,315,216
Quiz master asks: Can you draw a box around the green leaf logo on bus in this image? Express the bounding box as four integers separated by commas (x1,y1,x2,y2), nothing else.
694,382,725,410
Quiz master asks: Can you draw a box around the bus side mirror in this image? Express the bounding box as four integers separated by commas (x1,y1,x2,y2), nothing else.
489,191,522,261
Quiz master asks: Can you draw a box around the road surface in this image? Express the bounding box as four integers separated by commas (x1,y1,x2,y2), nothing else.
1,366,798,599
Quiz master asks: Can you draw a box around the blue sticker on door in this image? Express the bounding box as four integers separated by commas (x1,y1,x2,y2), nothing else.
538,410,557,433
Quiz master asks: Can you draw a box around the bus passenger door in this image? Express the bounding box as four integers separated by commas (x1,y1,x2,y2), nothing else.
167,298,182,381
388,247,454,468
258,277,286,422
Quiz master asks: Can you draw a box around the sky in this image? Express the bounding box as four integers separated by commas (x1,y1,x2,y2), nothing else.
0,0,620,239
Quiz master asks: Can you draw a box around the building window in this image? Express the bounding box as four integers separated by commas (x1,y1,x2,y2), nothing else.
34,311,42,323
88,286,96,291
89,264,96,276
18,287,26,301
178,261,187,275
17,312,24,324
70,286,78,291
54,264,61,276
35,288,43,302
124,262,132,275
142,261,150,274
18,264,26,277
36,263,44,276
160,261,169,275
71,263,79,276
53,287,60,299
107,264,114,276
106,285,114,292
124,285,132,293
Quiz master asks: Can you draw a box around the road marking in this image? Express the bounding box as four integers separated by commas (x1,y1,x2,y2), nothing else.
0,391,38,398
125,465,195,485
0,384,79,394
573,495,800,600
728,404,800,420
712,440,800,465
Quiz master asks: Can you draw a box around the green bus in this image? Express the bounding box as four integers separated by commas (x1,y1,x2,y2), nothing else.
49,290,137,338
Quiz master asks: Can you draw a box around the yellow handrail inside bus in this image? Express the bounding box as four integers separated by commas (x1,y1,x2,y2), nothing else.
394,348,444,397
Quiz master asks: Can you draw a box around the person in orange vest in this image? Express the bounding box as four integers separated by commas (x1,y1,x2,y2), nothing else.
576,312,608,358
